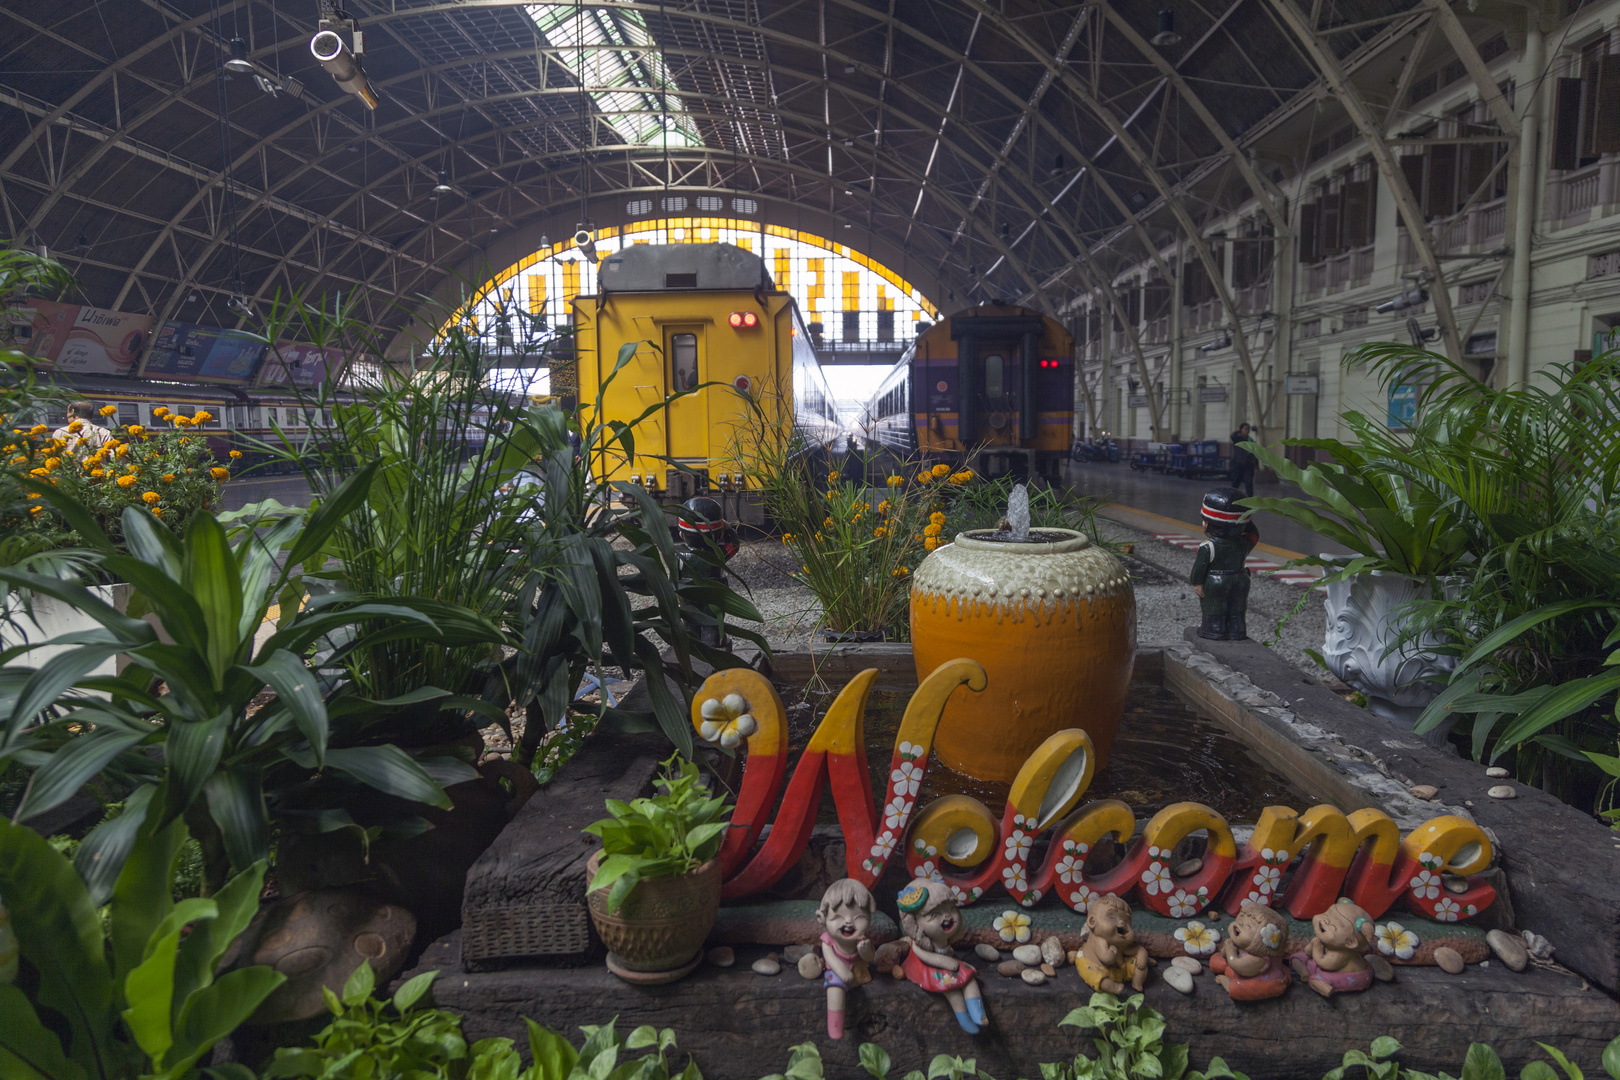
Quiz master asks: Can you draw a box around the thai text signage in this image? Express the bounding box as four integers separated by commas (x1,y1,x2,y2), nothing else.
257,341,348,389
142,321,267,384
10,298,153,375
1198,385,1228,403
1284,374,1320,395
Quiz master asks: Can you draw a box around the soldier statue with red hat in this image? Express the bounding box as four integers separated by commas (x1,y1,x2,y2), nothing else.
1190,487,1259,640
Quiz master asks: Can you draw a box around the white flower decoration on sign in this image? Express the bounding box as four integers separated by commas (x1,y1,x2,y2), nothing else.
1167,889,1204,918
1375,922,1419,960
891,760,923,797
1141,862,1172,896
1001,864,1029,892
1253,866,1282,894
698,693,758,749
1174,921,1220,956
1069,884,1099,912
884,797,913,830
1054,854,1083,884
993,910,1032,943
870,832,897,861
1003,828,1033,861
1432,897,1462,922
1409,869,1442,900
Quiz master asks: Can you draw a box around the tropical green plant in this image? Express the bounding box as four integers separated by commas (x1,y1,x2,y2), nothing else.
0,465,495,896
0,815,283,1080
502,355,766,768
1048,993,1248,1080
583,754,730,913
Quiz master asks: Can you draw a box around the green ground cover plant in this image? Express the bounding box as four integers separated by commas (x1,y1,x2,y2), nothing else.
583,755,730,913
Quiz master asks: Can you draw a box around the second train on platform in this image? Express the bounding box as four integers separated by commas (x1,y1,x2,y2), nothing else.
863,304,1075,479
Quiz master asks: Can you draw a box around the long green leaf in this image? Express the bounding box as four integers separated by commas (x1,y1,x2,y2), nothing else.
0,570,154,646
244,651,328,762
202,770,269,871
14,727,150,823
0,985,86,1080
1452,600,1619,679
75,783,157,908
323,745,451,808
7,643,126,736
182,514,245,685
0,820,115,1080
1494,669,1620,754
108,812,183,985
168,966,286,1078
285,461,379,568
122,930,181,1067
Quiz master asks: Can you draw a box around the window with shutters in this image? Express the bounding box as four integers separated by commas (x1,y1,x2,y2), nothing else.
1181,260,1217,306
1553,40,1620,170
1232,221,1275,288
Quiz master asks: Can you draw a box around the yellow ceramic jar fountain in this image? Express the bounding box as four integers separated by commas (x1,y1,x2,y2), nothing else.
909,523,1135,785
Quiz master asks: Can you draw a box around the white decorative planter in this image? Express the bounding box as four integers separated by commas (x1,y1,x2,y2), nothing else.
1321,570,1455,744
1,584,135,677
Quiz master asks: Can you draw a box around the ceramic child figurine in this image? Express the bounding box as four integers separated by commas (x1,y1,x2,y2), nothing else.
1190,487,1259,640
815,879,877,1040
1290,897,1375,997
1074,894,1152,995
897,878,987,1034
1211,901,1292,1001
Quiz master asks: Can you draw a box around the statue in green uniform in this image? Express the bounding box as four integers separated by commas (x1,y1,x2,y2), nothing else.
1190,487,1258,640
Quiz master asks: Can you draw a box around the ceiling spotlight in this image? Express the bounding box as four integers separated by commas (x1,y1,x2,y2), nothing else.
433,170,453,193
1375,284,1428,313
1152,9,1181,47
574,226,599,261
225,36,256,73
228,293,255,318
1000,222,1011,239
253,74,281,96
283,75,305,99
311,27,378,110
843,188,854,196
540,234,550,248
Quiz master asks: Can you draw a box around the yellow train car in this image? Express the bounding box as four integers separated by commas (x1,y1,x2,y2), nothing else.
573,242,840,501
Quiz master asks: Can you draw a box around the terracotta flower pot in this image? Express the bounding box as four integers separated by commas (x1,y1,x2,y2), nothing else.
586,852,722,984
910,528,1136,784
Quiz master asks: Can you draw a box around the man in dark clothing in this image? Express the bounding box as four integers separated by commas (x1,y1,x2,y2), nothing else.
1228,422,1256,497
1190,487,1259,640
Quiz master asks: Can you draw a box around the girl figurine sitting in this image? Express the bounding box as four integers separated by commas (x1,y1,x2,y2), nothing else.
1211,902,1292,1001
897,878,987,1034
815,879,876,1040
1290,898,1376,997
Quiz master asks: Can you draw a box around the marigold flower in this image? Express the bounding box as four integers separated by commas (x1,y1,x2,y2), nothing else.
179,437,190,445
90,468,104,478
99,405,118,417
26,492,41,500
44,457,60,470
67,420,83,433
891,566,909,577
886,475,902,487
29,505,43,516
161,473,176,483
827,471,840,484
141,491,160,504
924,537,938,551
9,455,26,465
873,526,887,538
28,424,47,436
192,411,213,424
116,444,130,457
823,516,834,528
781,533,795,544
228,449,243,458
923,523,942,537
948,471,973,485
930,463,951,478
151,406,170,418
930,511,946,526
128,425,144,436
116,475,138,488
29,467,47,477
150,507,163,518
172,416,188,426
878,500,891,515
209,467,230,481
915,471,932,484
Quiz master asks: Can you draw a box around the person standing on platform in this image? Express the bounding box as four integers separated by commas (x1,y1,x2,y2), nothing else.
53,401,112,455
1228,422,1256,497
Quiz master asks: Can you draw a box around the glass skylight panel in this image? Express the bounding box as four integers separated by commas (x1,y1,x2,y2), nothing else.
527,4,702,148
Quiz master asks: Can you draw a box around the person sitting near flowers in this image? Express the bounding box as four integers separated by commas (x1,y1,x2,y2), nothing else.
53,401,112,455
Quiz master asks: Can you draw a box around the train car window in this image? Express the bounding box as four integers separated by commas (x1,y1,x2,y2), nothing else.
321,409,332,427
265,407,278,427
984,355,1006,398
671,333,698,390
117,403,140,427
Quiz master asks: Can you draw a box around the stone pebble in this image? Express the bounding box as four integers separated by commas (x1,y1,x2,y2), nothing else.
1442,874,1470,894
1488,785,1516,800
975,943,1003,962
1409,784,1439,801
1175,858,1203,877
1041,936,1065,967
1487,929,1528,972
1523,930,1554,960
1367,953,1395,982
752,956,781,976
707,946,735,968
1040,963,1056,977
797,953,823,980
1485,766,1510,778
891,965,906,979
1021,967,1048,986
1012,944,1044,966
998,960,1026,978
783,944,812,963
1170,956,1202,975
1163,966,1194,994
1434,946,1465,974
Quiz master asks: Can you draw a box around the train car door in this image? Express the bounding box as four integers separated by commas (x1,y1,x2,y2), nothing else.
664,324,708,460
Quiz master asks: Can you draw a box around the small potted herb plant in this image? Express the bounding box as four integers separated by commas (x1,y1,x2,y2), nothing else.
584,755,731,983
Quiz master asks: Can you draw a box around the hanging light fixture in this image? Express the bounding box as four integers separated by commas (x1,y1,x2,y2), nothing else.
433,170,453,194
1152,9,1181,46
225,36,255,73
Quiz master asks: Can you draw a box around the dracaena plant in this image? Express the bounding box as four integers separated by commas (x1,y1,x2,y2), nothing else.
0,814,283,1080
0,462,499,897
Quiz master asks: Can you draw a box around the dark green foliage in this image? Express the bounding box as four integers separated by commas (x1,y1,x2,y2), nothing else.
583,755,730,913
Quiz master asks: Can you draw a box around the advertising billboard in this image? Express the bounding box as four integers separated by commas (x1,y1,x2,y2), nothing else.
142,322,267,384
9,298,153,375
256,341,348,389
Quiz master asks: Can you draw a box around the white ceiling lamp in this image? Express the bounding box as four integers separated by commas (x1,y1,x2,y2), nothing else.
225,37,256,73
1152,9,1181,46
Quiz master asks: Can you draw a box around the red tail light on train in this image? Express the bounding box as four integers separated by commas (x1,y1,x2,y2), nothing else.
728,311,759,329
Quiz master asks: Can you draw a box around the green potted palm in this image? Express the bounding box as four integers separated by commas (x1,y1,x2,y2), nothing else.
583,756,730,984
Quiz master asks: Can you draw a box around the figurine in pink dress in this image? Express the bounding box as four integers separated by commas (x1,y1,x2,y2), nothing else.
1290,898,1375,997
897,878,986,1034
1211,902,1292,1001
815,879,876,1039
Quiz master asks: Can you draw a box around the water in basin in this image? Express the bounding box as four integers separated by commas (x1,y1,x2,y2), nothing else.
792,677,1315,824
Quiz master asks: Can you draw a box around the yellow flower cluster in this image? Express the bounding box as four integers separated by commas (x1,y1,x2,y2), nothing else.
948,470,973,485
886,475,903,487
781,532,796,544
891,566,910,578
99,405,117,417
209,467,230,481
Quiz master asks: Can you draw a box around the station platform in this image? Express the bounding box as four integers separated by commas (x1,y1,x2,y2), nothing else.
1058,459,1355,562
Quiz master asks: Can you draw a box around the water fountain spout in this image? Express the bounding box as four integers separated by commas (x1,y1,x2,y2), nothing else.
1008,484,1031,542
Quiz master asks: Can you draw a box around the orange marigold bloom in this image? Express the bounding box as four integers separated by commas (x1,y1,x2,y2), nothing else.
27,424,47,435
116,444,130,457
29,467,47,477
228,449,243,459
924,537,939,551
891,566,909,577
191,410,212,423
89,468,105,478
150,507,163,519
209,467,230,481
930,463,951,478
128,425,144,436
161,473,175,483
152,406,169,418
44,457,60,470
116,475,138,488
141,491,160,504
99,405,118,417
67,420,83,433
179,437,190,445
29,505,43,516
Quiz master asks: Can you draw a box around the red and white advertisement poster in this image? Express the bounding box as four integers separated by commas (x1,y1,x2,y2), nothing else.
11,298,154,375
